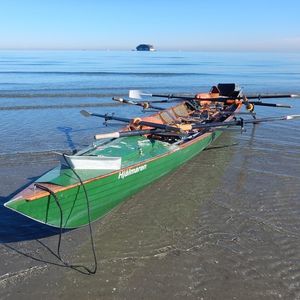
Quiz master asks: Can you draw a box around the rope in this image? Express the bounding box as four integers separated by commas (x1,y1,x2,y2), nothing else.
34,154,98,275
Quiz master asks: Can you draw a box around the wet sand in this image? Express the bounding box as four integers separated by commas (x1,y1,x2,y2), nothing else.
1,129,300,300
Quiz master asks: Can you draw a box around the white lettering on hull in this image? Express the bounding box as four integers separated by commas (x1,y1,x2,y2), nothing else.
118,164,147,179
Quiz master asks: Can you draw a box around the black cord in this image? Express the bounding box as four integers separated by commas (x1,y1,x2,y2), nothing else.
34,183,64,256
34,155,98,274
62,153,98,274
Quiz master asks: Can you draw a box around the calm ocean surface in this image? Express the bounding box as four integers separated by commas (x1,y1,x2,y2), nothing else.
0,50,300,154
1,51,300,299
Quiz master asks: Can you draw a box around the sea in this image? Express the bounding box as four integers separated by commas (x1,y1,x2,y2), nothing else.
0,50,300,299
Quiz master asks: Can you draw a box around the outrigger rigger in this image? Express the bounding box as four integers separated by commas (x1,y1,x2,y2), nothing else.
4,83,300,228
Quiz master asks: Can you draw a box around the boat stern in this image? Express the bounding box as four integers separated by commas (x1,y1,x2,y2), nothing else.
4,194,49,226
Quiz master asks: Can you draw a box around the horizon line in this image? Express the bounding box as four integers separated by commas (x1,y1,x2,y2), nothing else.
0,48,300,53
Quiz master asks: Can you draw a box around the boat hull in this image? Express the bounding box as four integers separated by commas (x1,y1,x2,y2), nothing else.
5,131,221,228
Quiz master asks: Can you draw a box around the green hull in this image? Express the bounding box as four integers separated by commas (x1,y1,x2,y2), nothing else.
5,131,221,228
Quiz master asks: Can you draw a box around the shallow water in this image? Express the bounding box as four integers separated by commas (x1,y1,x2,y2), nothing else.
0,51,300,299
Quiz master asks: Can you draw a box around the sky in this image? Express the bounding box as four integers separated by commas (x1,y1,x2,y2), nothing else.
0,0,299,51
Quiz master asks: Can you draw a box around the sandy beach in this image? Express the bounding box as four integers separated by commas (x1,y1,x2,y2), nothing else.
1,130,300,299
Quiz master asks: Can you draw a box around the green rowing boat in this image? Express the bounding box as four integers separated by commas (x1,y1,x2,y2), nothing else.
4,83,300,228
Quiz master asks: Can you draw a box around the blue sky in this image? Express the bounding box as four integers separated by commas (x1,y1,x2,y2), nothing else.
0,0,299,51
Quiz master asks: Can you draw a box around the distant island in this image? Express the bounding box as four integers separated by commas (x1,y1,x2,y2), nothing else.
136,44,155,51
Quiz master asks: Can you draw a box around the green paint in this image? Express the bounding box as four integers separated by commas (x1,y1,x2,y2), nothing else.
5,132,221,228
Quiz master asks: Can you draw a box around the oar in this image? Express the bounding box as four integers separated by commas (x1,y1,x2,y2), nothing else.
95,115,300,139
80,109,131,123
129,89,300,101
95,129,168,140
112,97,164,110
80,110,180,132
247,94,300,99
129,90,292,109
81,110,300,133
129,90,197,101
189,114,300,130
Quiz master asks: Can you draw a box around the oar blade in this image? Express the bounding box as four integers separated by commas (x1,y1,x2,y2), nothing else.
113,97,141,106
286,114,300,120
129,90,149,99
112,97,124,103
274,104,292,108
80,110,92,117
